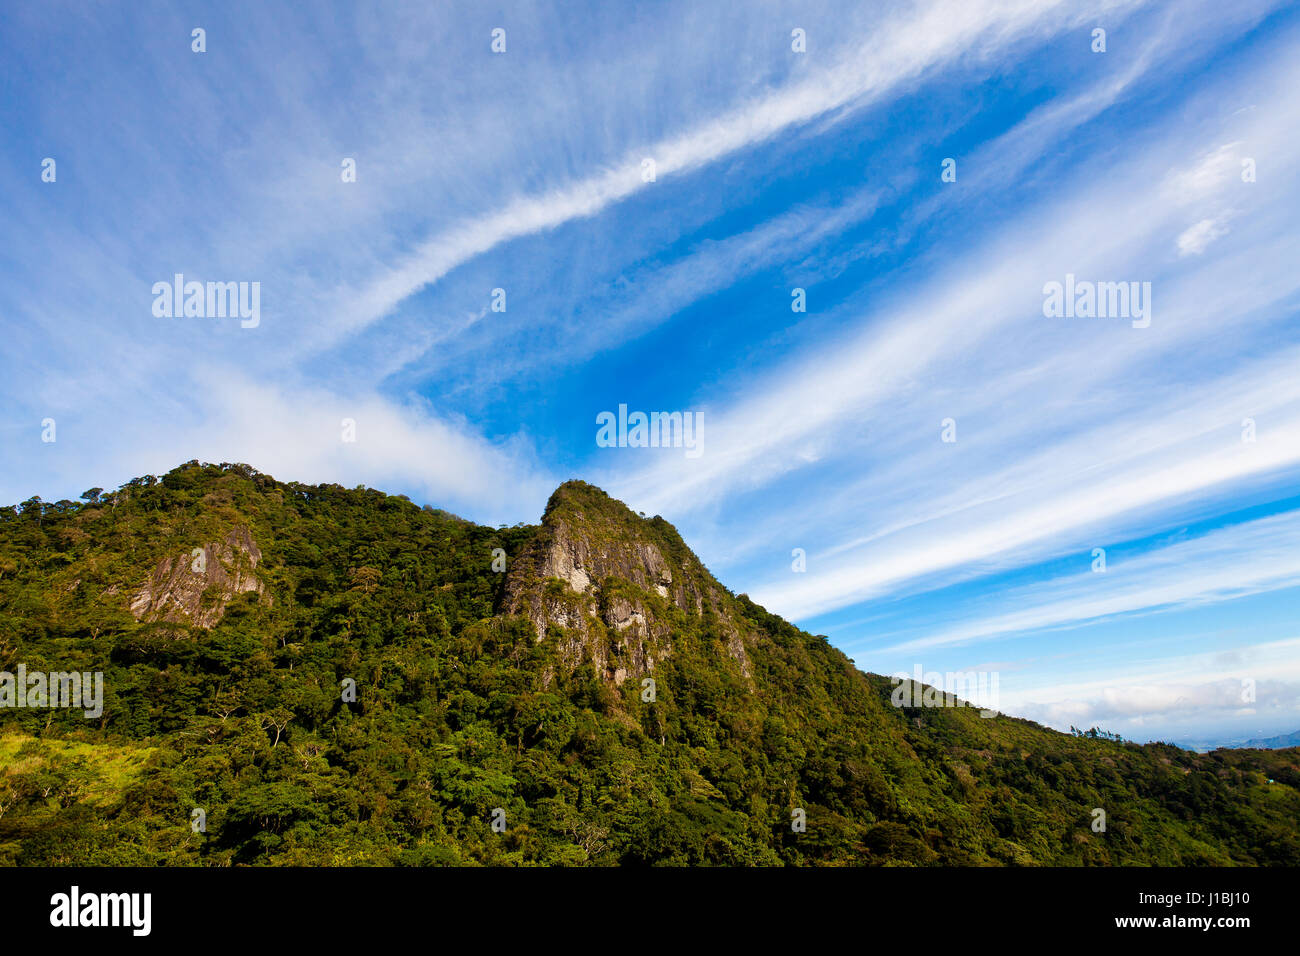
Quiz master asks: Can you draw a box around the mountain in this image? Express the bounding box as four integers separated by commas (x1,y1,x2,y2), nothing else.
1242,730,1300,750
1,461,1297,865
1172,730,1300,753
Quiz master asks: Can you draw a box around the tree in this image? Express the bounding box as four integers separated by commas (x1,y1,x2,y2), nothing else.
20,497,43,526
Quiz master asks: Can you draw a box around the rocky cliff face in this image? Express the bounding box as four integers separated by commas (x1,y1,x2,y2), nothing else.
129,525,267,628
500,481,750,684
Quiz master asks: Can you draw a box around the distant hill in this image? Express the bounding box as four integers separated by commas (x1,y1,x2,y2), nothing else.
1243,730,1300,750
1172,730,1300,753
1,461,1297,865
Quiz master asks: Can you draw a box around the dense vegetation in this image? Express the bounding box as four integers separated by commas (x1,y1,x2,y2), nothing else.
1,461,1296,865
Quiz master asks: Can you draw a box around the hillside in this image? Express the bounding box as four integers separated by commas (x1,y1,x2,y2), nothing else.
1,461,1297,865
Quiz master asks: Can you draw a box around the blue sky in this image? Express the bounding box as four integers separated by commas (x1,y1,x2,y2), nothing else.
3,0,1299,746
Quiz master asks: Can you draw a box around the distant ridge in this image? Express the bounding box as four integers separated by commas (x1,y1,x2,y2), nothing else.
1242,730,1300,750
1173,730,1300,753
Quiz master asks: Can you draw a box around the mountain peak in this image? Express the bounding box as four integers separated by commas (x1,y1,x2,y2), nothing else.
544,478,615,511
541,480,660,531
502,480,750,685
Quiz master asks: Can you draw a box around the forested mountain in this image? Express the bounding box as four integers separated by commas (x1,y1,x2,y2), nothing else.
1,461,1296,865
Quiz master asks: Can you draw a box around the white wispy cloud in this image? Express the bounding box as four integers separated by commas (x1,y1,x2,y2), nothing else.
1003,637,1300,735
603,39,1300,627
315,0,1138,352
881,511,1300,653
4,368,556,525
1177,217,1230,256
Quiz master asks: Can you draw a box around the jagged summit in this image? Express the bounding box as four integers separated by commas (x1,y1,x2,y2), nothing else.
540,478,618,516
538,480,688,551
502,479,750,684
